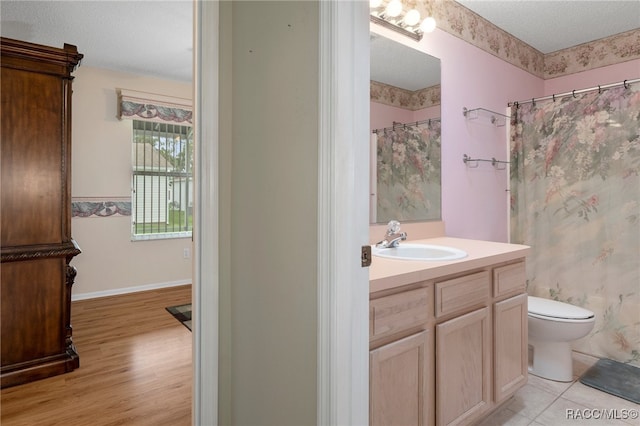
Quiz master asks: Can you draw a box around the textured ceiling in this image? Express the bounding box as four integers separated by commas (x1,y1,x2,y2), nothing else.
370,33,441,91
1,1,638,85
0,0,193,82
457,0,640,54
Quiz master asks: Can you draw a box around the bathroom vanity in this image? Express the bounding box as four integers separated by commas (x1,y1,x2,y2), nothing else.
369,236,530,426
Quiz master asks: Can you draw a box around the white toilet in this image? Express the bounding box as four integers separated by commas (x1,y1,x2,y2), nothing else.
527,296,595,382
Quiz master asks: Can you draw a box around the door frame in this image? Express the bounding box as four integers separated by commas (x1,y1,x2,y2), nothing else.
317,1,370,424
192,1,219,424
192,1,370,424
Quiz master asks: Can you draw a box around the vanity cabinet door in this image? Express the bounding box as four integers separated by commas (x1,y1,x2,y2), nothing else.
370,329,434,426
494,293,528,404
436,307,491,426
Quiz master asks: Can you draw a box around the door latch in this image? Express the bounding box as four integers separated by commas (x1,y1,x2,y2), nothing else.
361,245,372,267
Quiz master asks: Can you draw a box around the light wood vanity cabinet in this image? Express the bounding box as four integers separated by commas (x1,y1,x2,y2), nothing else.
435,271,492,426
370,284,435,426
492,262,528,406
436,307,491,425
371,329,434,426
370,259,528,426
370,287,432,339
493,293,528,404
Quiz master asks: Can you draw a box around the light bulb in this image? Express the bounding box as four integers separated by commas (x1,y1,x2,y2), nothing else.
420,16,436,33
385,0,403,18
404,9,421,26
370,0,383,8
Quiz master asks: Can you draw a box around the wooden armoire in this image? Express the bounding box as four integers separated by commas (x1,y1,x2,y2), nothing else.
1,38,83,388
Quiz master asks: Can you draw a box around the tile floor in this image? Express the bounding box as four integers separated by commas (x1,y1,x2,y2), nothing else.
479,352,640,425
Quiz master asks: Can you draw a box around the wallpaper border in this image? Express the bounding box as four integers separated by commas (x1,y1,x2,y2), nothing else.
431,0,639,79
371,81,441,110
72,198,132,218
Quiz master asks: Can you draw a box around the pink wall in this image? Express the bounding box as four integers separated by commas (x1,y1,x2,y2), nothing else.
414,28,543,242
370,102,439,131
370,102,414,131
372,24,637,242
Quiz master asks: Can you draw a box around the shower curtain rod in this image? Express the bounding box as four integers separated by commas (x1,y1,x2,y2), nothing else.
372,118,440,134
508,78,640,107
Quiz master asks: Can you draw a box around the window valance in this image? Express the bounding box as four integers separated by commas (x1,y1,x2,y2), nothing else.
117,89,192,125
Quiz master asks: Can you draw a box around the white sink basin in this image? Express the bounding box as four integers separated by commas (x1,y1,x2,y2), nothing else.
372,243,467,261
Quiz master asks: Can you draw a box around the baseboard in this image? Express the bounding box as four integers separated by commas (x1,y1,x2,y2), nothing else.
72,279,192,301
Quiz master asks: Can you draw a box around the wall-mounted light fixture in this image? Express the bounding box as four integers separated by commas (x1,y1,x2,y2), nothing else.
370,0,436,41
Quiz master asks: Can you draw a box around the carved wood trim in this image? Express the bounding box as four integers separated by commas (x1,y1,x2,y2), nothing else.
0,37,83,77
1,240,81,262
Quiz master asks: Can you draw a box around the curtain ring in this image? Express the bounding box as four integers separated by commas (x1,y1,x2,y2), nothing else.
598,85,601,94
572,90,577,98
552,94,556,102
532,98,535,107
624,80,629,89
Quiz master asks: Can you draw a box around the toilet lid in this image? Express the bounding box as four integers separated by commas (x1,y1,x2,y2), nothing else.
528,296,594,320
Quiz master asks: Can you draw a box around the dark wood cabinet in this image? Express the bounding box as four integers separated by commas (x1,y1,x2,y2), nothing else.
1,37,83,388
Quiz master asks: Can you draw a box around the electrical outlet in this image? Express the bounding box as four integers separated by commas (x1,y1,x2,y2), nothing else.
183,248,190,259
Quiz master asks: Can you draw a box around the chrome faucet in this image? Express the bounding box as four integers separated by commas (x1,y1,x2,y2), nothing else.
376,220,407,249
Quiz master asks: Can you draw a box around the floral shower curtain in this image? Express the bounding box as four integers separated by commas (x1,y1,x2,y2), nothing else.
510,84,640,366
376,121,441,223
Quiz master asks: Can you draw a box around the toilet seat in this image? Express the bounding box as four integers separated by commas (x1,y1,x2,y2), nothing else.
528,296,594,321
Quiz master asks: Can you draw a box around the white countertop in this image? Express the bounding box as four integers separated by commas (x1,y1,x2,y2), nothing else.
370,237,530,293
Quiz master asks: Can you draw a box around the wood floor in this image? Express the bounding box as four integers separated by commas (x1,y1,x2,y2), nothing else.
1,285,192,426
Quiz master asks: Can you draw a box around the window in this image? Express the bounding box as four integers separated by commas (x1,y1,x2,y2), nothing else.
132,120,193,240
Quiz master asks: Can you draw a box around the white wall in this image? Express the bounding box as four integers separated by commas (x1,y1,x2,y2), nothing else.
71,66,192,298
218,2,319,424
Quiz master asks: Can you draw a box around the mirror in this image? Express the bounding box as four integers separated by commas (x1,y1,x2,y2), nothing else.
370,32,441,224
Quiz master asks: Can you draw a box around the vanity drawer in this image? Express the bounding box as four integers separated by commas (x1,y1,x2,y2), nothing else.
370,287,432,339
435,271,490,318
493,262,526,298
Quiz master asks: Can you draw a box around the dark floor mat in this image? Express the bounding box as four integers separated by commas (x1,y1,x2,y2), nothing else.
165,303,192,331
579,358,640,404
